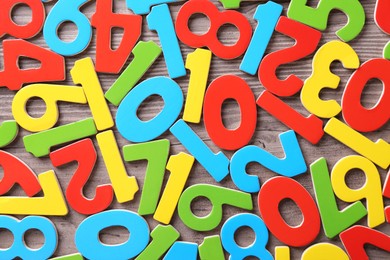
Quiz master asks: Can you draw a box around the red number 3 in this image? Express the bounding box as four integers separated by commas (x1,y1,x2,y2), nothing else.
175,0,252,60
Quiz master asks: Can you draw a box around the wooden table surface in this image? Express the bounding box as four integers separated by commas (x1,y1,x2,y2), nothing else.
1,0,389,259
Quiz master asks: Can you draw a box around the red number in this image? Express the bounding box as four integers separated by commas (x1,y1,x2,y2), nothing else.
259,16,321,97
0,39,65,90
91,0,142,74
258,176,321,247
50,139,114,215
0,0,45,39
342,58,390,132
175,0,252,60
203,75,257,150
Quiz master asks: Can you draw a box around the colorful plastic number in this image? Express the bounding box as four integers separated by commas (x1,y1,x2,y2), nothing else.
240,1,282,75
203,75,256,150
275,246,290,260
340,225,390,259
0,0,45,39
342,58,390,132
310,158,367,238
375,0,390,59
154,152,195,224
71,57,114,131
0,39,65,90
183,48,212,123
258,176,321,247
302,243,349,260
178,184,253,231
324,117,390,169
0,121,18,148
331,155,385,228
257,91,324,144
230,130,307,193
12,84,87,132
0,215,57,260
116,76,183,142
301,40,360,118
105,41,162,106
221,213,272,260
135,225,180,260
164,242,198,260
170,119,230,182
91,0,142,74
122,139,169,214
50,139,114,215
0,170,68,215
0,150,41,197
43,0,92,56
147,4,186,79
75,210,150,259
287,0,365,42
198,235,225,260
126,0,178,15
23,118,98,157
175,0,252,60
259,16,321,97
97,130,139,203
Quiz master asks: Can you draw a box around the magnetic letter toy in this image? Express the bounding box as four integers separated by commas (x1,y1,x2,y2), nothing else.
122,139,169,214
287,0,365,42
275,246,290,260
240,1,283,75
154,152,195,224
203,75,257,150
91,0,142,74
50,254,83,260
23,118,98,157
230,130,307,193
258,176,321,247
310,158,367,238
301,40,360,118
12,83,87,132
147,4,186,79
105,41,162,106
50,139,114,215
0,215,57,260
331,155,385,228
221,213,272,260
43,0,92,56
75,210,150,259
178,184,253,231
341,58,390,132
183,48,212,123
170,119,230,182
116,76,183,142
0,0,45,39
259,16,322,97
324,117,390,169
0,39,65,91
382,170,390,222
175,0,252,60
135,225,180,260
71,57,114,131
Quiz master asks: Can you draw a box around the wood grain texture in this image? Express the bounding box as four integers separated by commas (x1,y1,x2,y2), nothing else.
0,0,389,259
